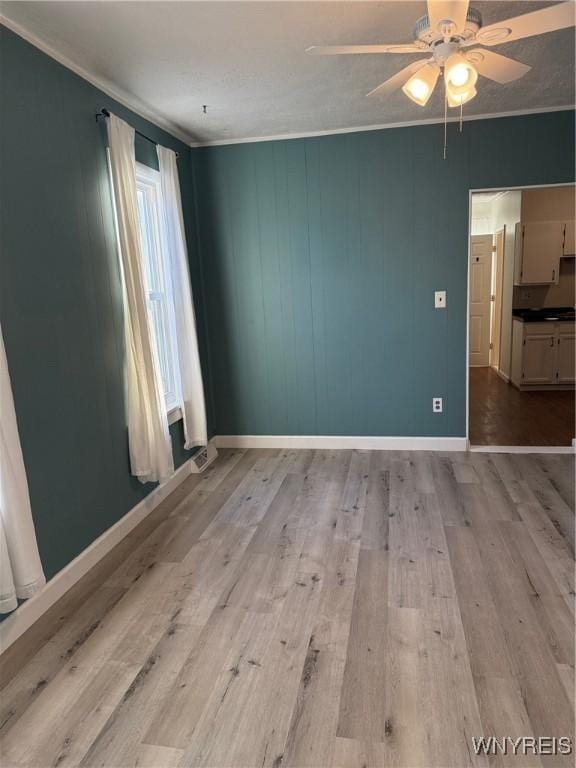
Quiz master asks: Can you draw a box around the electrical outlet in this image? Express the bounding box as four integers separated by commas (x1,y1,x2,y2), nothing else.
435,291,446,309
433,397,443,413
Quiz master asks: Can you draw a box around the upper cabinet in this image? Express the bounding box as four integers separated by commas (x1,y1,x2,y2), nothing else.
563,219,576,256
521,186,575,222
514,221,564,285
515,184,576,268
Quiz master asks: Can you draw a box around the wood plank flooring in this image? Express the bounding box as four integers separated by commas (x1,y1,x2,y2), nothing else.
0,448,574,767
469,366,575,446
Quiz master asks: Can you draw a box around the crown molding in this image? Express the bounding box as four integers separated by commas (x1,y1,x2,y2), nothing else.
0,14,196,146
189,104,575,147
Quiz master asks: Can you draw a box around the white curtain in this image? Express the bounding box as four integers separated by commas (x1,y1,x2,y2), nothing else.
106,114,173,484
0,325,45,613
158,147,208,449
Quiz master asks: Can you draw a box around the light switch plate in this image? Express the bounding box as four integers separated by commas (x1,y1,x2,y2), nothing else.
435,290,446,309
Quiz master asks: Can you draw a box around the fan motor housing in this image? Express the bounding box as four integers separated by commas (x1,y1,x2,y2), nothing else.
432,40,460,66
414,7,482,46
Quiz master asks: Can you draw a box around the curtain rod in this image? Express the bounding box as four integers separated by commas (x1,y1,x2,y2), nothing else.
96,109,179,158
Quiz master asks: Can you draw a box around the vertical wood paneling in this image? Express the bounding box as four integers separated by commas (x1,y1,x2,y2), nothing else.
254,142,284,432
285,141,316,435
196,110,574,438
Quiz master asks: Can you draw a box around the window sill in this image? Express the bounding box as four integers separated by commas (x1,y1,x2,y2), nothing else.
167,405,182,426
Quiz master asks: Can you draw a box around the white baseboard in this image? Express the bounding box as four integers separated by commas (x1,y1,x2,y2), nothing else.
213,435,467,452
0,450,205,655
469,445,575,454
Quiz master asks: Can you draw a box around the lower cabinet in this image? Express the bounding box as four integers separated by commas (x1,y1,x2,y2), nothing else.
557,326,576,385
522,331,557,384
511,320,575,389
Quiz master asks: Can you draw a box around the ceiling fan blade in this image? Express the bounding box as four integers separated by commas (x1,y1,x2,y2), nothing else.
367,59,433,98
306,44,425,55
474,2,575,46
427,0,470,34
466,49,531,84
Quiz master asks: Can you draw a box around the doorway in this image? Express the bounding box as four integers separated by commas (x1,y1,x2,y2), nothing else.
467,184,576,449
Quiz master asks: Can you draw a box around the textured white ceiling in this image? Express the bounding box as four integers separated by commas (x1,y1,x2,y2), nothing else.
2,1,574,144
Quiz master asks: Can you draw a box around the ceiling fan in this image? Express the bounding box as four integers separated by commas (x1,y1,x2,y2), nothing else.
306,1,575,109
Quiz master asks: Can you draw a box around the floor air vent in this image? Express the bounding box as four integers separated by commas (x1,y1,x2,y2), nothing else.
190,442,218,473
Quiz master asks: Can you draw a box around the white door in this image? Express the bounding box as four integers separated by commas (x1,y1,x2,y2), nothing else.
557,327,575,384
469,234,493,367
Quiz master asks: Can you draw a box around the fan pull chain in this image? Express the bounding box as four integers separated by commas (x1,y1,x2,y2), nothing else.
460,101,463,132
443,91,447,160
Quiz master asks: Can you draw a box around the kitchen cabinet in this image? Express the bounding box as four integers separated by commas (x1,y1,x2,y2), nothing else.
521,187,575,224
557,326,575,384
522,330,556,384
563,220,576,256
514,221,564,284
511,319,575,389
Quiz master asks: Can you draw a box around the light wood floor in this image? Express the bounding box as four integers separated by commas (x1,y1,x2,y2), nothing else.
0,449,574,768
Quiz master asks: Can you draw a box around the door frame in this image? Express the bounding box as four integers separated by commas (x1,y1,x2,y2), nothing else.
466,182,575,452
489,226,505,371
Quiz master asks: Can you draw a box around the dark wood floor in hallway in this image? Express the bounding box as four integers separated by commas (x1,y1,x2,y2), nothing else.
469,366,575,446
0,448,574,767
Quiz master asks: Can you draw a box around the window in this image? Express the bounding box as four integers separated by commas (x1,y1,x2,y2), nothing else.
135,162,181,413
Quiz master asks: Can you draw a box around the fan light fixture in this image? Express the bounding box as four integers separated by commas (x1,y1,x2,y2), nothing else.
307,1,576,156
444,53,478,96
402,63,440,106
446,85,477,108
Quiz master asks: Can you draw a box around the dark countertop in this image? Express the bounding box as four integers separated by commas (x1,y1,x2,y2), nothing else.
512,307,576,323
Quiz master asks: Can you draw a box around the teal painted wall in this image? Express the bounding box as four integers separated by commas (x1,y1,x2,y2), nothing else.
1,24,574,591
195,110,575,438
0,26,214,582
